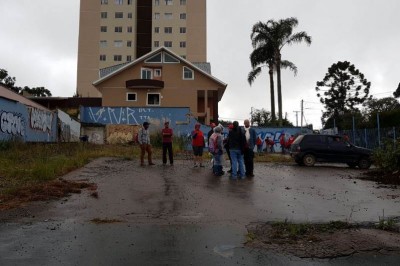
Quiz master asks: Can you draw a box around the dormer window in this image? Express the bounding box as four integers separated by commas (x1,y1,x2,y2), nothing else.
183,67,194,80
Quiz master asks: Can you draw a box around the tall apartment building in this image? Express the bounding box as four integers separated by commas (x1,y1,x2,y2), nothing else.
77,0,207,97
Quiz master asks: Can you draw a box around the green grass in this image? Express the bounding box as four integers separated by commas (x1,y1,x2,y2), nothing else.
0,142,139,197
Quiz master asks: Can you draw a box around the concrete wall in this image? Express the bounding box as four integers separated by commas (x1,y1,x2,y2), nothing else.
0,98,57,142
57,109,81,142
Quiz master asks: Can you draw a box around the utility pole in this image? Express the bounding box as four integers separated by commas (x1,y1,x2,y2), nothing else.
293,111,300,127
300,99,304,129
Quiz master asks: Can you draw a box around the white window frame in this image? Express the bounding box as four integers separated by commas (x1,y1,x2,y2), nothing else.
164,13,173,19
147,93,161,106
127,12,132,19
164,27,172,34
154,41,160,48
179,27,186,33
115,26,123,33
180,41,186,48
127,26,133,33
126,55,132,61
100,54,106,61
141,68,153,79
127,40,132,47
154,69,162,77
114,40,123,47
126,92,137,101
154,27,160,33
165,0,173,5
155,0,160,6
100,40,107,48
183,66,194,80
180,0,186,5
154,13,160,19
101,0,108,5
114,55,122,61
164,41,172,48
180,13,186,20
100,26,107,32
101,12,107,19
115,0,123,5
115,12,123,18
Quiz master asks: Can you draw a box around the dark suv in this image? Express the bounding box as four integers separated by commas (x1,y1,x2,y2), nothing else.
290,134,373,169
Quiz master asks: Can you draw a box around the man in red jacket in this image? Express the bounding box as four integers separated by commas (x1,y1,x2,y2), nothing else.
161,121,173,165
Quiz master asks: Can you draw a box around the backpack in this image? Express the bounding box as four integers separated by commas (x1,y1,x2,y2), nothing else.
208,134,219,154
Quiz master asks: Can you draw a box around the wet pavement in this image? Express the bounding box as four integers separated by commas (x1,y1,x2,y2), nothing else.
1,157,400,265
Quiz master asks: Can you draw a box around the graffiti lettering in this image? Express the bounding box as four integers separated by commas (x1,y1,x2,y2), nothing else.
30,108,53,132
139,108,151,113
0,111,25,136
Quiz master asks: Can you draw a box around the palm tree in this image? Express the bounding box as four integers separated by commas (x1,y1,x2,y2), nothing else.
248,45,297,122
249,18,311,126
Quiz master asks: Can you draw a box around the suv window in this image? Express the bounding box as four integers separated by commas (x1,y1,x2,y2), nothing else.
292,135,304,144
303,135,326,145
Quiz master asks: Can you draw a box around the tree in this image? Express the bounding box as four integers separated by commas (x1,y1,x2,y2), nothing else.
363,97,400,114
21,86,52,97
250,108,293,127
248,22,298,123
0,68,51,96
250,18,311,126
0,68,17,92
394,82,400,98
316,61,371,129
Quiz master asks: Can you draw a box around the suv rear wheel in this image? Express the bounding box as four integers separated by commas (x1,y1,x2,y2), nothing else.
358,158,371,169
303,154,316,167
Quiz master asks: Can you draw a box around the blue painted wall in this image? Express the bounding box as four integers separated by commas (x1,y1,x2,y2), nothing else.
0,98,57,142
80,106,312,151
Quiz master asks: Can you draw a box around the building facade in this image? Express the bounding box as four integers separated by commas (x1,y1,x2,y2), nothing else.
92,47,226,124
77,0,207,97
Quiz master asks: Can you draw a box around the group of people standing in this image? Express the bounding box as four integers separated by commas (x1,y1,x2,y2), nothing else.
137,119,259,181
206,119,257,180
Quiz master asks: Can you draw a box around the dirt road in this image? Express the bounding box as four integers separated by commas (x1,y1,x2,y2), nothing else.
1,157,399,265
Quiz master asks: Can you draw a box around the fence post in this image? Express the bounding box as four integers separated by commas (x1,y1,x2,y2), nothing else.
377,113,381,147
352,116,356,145
364,128,368,148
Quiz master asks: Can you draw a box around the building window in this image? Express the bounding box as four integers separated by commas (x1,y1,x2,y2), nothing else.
114,55,122,61
101,12,107,19
126,93,137,101
154,69,162,77
128,0,133,5
154,13,160,19
114,40,123,47
101,0,108,5
127,55,132,61
165,0,173,5
100,40,107,48
100,26,107,32
127,40,132,47
179,27,186,33
180,0,186,5
147,93,160,106
164,41,172,48
180,41,186,48
164,13,173,19
183,66,194,79
115,0,123,5
154,41,160,48
100,54,106,61
155,0,160,6
141,68,152,79
115,12,123,18
115,26,122,33
181,55,186,59
164,27,172,34
154,27,159,33
127,26,133,33
180,13,186,20
127,12,132,19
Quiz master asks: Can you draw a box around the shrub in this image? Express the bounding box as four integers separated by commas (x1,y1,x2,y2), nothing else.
373,139,400,172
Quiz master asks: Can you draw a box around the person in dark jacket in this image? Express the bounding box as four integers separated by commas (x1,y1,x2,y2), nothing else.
243,119,257,177
228,121,245,180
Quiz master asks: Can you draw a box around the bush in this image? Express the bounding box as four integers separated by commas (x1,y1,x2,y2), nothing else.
373,139,400,172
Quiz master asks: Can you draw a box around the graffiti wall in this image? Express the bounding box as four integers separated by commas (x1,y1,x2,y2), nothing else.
80,106,312,150
57,109,81,142
0,98,57,142
81,126,105,144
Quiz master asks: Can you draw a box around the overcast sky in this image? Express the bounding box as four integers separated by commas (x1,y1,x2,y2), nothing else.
1,0,399,129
